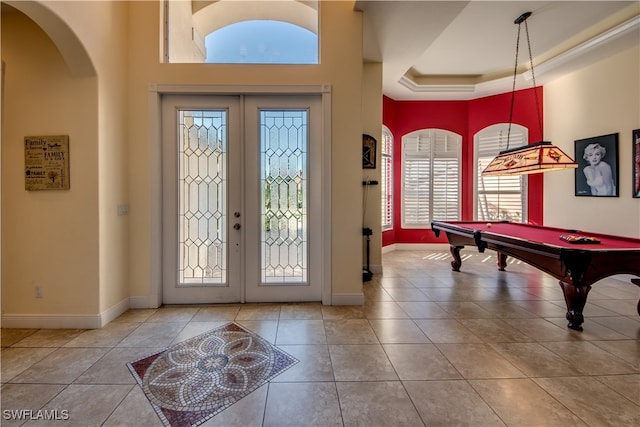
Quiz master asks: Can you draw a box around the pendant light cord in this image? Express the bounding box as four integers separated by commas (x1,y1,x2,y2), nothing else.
508,12,543,149
506,20,522,150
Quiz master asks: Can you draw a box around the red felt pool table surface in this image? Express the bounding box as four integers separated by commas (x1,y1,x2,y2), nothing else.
446,221,640,250
431,220,640,331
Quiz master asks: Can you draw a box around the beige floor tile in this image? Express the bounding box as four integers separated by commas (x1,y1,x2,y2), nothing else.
383,287,431,302
533,377,640,426
595,374,640,405
590,340,640,368
25,384,132,426
1,329,37,347
383,343,461,380
11,329,85,348
236,320,278,344
489,342,584,377
320,305,366,320
363,301,410,319
541,341,638,375
263,382,342,426
116,322,185,348
272,345,334,382
504,317,577,342
275,319,326,345
329,344,398,381
470,378,588,426
433,301,494,318
378,277,416,288
279,303,323,320
145,306,199,323
63,321,139,347
74,347,164,385
363,285,394,302
337,381,424,426
170,321,229,344
590,316,640,338
191,305,241,321
201,384,268,426
459,318,532,342
11,347,108,384
414,319,483,343
1,347,57,382
436,343,525,379
0,383,66,427
404,380,506,426
236,304,281,321
395,301,450,319
112,309,158,323
102,385,162,426
368,319,430,343
324,319,379,344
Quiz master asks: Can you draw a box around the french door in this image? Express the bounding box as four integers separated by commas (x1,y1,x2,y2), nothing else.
162,94,322,304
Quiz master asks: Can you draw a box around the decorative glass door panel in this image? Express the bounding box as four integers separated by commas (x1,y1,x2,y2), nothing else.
261,110,308,284
162,94,320,304
179,110,227,285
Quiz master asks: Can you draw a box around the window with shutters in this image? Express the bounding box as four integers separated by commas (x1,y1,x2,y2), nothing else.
474,124,528,222
381,127,393,230
401,129,461,228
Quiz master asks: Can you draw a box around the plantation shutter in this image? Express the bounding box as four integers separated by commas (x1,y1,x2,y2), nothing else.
381,129,393,229
402,130,460,227
475,126,528,222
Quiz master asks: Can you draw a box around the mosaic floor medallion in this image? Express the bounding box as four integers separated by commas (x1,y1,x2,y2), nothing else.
127,322,298,427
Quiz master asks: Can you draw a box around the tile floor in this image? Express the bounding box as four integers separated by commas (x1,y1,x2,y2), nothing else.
1,249,639,426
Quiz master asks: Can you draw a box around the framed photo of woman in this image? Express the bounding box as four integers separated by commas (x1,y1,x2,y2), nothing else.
574,133,619,197
633,129,640,198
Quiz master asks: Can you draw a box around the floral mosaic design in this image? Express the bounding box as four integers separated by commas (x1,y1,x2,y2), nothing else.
127,322,298,427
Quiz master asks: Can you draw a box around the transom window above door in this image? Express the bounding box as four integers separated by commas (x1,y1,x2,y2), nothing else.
164,0,319,64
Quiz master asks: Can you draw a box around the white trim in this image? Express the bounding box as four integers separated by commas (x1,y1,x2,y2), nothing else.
1,297,130,329
369,264,383,275
330,293,364,306
383,243,449,253
149,84,332,306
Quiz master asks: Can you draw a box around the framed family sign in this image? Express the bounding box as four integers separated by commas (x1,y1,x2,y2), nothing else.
574,133,619,197
24,135,70,190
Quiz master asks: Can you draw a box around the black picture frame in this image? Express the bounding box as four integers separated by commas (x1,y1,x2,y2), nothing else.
633,129,640,198
362,134,376,169
574,133,619,197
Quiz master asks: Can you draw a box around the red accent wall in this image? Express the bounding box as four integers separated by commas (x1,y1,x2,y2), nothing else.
382,87,544,246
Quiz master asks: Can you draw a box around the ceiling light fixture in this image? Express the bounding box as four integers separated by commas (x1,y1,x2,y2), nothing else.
482,11,578,176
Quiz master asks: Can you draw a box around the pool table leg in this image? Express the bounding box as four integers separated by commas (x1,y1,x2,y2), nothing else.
497,252,507,271
449,245,463,272
558,281,592,331
631,278,640,316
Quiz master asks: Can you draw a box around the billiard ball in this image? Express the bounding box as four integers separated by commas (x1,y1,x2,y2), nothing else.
486,223,492,228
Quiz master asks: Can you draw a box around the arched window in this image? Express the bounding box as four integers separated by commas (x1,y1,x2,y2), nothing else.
165,0,319,64
474,124,528,222
402,129,461,227
381,127,393,229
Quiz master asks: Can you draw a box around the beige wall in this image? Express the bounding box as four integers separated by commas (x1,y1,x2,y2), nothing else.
544,45,640,237
362,62,383,273
125,1,366,304
1,10,101,317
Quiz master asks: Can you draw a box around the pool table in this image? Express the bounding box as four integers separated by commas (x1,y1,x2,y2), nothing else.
431,220,640,331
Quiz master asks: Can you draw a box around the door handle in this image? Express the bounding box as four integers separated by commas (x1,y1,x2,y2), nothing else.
233,223,241,230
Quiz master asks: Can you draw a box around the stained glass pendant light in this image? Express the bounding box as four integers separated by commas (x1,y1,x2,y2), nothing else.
482,12,578,176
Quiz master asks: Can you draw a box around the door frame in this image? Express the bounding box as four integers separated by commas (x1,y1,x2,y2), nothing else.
147,84,332,307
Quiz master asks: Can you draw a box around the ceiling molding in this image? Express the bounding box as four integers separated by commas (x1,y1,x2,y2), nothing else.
395,13,640,101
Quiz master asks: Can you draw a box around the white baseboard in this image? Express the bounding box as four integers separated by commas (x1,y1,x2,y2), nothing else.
331,293,364,305
369,264,383,274
383,243,448,253
1,297,132,329
1,313,103,329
